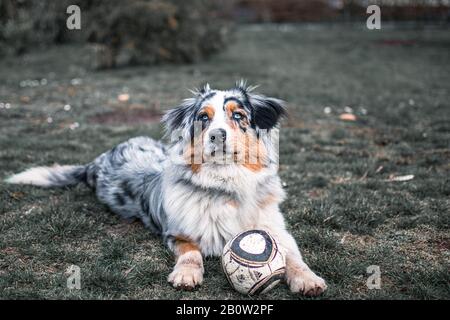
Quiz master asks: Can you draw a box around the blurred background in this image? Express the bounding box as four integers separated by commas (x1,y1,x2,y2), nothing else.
0,0,449,300
1,0,449,66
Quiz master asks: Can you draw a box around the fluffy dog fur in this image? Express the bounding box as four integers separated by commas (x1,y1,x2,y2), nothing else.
6,81,327,296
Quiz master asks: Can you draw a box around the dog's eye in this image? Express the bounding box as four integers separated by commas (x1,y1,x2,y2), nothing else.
232,112,242,120
199,114,209,122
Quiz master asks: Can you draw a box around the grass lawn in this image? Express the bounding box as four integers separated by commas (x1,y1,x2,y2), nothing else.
0,24,449,300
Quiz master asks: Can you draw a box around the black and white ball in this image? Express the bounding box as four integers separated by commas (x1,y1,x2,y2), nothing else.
221,229,286,295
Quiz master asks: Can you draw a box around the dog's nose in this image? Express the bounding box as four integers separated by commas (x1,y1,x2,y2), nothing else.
209,128,227,143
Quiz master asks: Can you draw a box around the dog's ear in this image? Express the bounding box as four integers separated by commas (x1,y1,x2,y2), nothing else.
161,100,196,133
162,84,213,133
249,94,287,130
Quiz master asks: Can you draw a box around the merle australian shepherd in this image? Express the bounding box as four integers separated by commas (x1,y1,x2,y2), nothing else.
6,81,327,296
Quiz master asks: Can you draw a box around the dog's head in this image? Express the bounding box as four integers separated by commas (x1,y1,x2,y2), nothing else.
162,81,286,171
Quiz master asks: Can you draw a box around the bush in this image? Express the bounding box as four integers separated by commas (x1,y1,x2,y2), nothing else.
0,0,232,68
0,0,70,55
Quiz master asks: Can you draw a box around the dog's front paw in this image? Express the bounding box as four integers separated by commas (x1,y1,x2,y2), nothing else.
168,264,204,291
287,269,327,296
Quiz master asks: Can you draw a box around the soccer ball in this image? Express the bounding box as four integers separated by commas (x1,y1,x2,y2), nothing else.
221,229,286,295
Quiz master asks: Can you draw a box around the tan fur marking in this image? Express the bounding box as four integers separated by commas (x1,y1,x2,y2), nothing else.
243,163,263,172
225,101,239,117
182,106,216,173
191,163,201,173
231,130,266,172
226,200,239,208
184,140,203,173
174,236,200,257
225,102,264,171
200,105,215,119
258,194,279,209
225,101,249,129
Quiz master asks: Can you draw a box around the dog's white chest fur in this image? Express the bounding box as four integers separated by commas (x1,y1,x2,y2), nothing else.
162,164,277,256
187,196,242,256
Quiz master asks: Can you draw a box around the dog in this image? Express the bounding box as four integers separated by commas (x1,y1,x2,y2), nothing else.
6,81,327,296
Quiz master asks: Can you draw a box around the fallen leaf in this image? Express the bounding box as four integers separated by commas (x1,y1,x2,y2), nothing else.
67,86,76,97
168,16,179,30
124,266,135,277
118,93,130,102
24,206,36,215
20,96,31,103
387,174,414,182
339,113,357,121
9,191,25,200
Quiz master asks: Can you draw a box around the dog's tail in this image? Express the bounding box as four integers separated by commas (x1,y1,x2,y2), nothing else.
5,165,87,188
